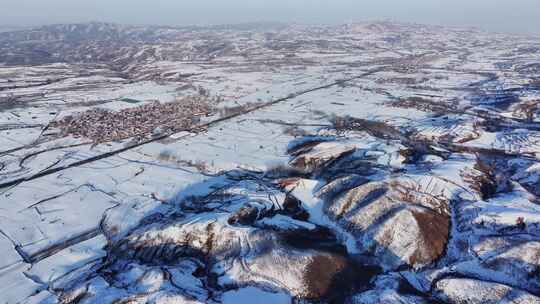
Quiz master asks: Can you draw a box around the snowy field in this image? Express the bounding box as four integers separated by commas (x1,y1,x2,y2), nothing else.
1,21,540,303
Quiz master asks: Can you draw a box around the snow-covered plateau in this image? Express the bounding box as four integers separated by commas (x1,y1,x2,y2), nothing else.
1,21,540,303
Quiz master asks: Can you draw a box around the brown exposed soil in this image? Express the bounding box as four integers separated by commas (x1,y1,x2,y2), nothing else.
462,158,499,200
303,252,381,302
227,205,260,226
287,140,325,157
289,146,356,174
303,254,348,299
281,194,310,221
410,209,450,267
330,116,405,141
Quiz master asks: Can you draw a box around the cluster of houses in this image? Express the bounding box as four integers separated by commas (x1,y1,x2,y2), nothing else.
52,99,212,143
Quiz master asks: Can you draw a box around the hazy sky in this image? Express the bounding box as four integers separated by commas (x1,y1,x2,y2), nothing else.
2,0,539,34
